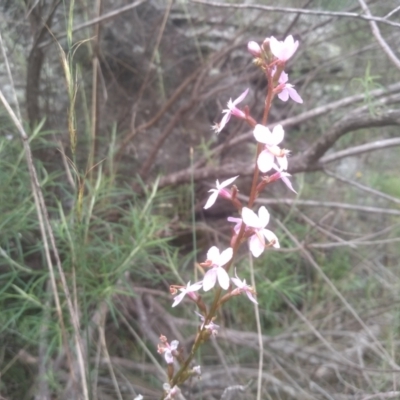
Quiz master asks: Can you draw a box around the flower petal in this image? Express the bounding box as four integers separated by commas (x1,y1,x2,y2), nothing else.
253,124,273,144
270,35,299,61
271,125,285,145
170,340,179,350
269,36,281,59
248,234,265,258
282,35,299,60
218,110,231,133
228,216,242,234
262,229,280,248
231,276,243,288
278,71,289,84
203,269,217,291
216,267,230,290
287,87,303,103
258,206,270,228
277,155,288,171
219,175,239,189
257,150,274,173
245,291,258,304
280,173,296,193
207,246,220,263
164,350,174,364
204,190,219,209
232,88,249,106
218,247,233,266
189,281,204,291
278,89,289,102
172,291,186,307
242,207,262,228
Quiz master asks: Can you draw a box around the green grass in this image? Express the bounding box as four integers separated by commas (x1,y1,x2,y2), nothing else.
0,133,181,397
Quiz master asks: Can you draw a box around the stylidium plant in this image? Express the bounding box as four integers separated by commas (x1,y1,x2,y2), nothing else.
158,34,302,399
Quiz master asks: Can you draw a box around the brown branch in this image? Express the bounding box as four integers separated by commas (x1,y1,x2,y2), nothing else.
320,137,400,165
290,108,400,173
25,0,61,128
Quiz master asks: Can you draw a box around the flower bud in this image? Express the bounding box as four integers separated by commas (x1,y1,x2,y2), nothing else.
261,38,274,63
262,38,270,51
247,41,261,57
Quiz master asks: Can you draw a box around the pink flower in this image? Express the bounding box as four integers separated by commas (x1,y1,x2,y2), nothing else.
277,71,303,103
195,311,219,336
212,88,249,134
171,281,203,307
231,270,258,304
158,337,179,364
247,41,261,57
269,35,299,62
204,175,239,209
202,246,232,291
163,383,181,400
253,124,289,172
242,206,280,257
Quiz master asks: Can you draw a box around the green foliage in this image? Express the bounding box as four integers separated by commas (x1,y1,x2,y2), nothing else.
0,135,178,396
351,62,383,116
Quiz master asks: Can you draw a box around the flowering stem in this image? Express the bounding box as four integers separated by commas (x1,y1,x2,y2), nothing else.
164,47,288,399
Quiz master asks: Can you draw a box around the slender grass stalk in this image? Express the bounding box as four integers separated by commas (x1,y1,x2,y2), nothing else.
190,147,198,281
249,251,263,400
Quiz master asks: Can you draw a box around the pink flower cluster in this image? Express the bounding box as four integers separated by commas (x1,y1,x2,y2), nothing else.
169,35,302,308
248,35,302,104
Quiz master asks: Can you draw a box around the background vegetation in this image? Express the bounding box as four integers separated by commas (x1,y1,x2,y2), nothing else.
0,0,400,399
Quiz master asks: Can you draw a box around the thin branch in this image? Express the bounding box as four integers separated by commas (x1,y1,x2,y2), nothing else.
246,196,400,216
384,6,400,19
320,137,400,165
358,0,400,71
324,169,400,205
290,108,400,173
362,392,400,400
308,237,400,249
190,0,400,28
